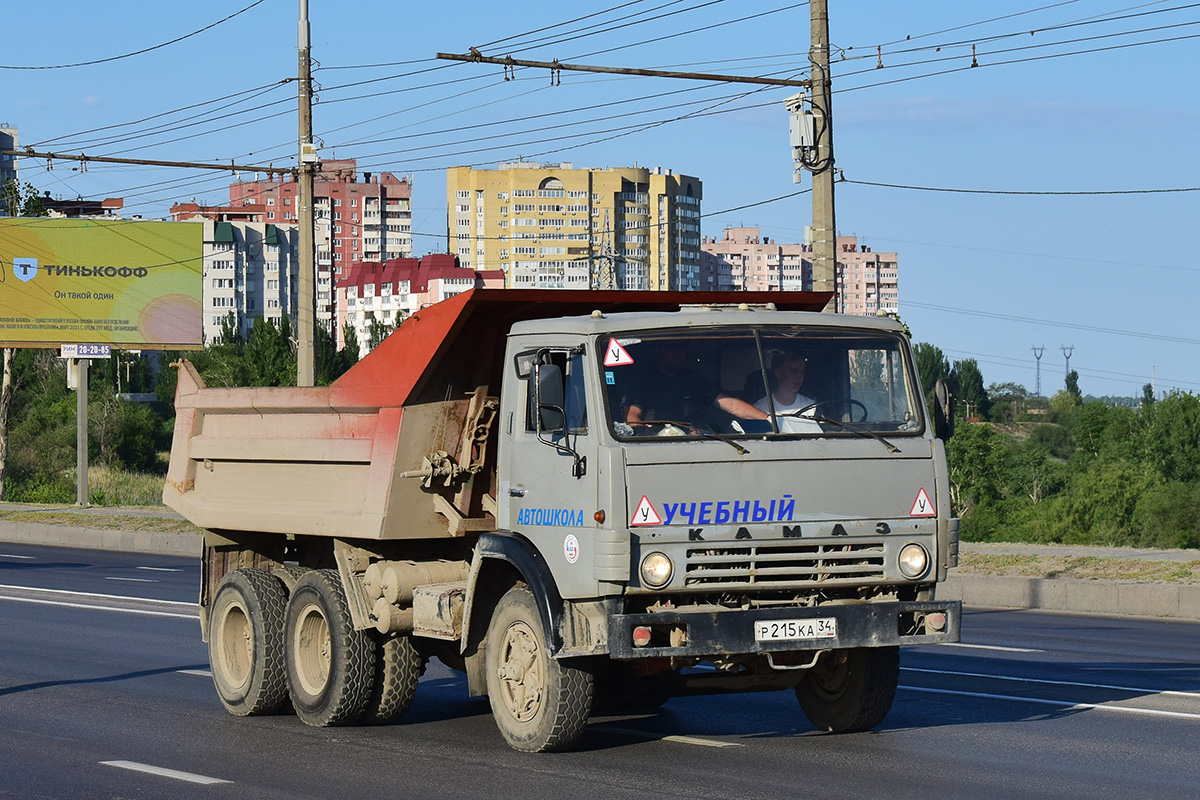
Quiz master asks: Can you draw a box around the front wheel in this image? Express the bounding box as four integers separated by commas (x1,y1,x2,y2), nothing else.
795,647,899,733
485,585,594,752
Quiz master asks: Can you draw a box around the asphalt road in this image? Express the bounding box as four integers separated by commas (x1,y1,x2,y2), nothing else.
2,543,1198,799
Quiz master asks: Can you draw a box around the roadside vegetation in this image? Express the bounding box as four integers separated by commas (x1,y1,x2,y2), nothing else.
0,315,359,505
915,343,1200,550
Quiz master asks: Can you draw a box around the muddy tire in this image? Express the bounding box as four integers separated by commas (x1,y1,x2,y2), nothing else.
208,568,290,716
359,634,425,725
485,585,594,752
285,569,375,727
795,646,899,733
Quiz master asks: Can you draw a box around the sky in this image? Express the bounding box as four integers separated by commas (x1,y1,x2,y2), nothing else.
4,0,1198,398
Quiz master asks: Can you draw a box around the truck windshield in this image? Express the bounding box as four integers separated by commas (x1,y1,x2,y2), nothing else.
600,327,923,440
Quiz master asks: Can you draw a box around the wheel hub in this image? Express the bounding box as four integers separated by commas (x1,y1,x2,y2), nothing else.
496,620,543,722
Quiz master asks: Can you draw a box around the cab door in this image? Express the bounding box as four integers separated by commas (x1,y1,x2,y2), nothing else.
499,341,600,595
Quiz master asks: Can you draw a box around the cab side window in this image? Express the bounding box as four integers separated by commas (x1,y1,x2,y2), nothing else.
521,350,588,435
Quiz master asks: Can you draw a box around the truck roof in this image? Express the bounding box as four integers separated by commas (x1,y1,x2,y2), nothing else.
507,307,906,337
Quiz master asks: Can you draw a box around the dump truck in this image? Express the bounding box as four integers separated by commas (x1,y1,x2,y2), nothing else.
164,288,961,752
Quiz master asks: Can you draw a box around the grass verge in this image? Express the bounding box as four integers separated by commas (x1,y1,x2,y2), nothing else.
955,552,1200,585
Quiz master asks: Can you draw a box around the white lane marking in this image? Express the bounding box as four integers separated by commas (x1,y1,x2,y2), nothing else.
938,642,1043,653
0,595,196,620
106,577,157,583
137,567,181,572
0,554,35,559
178,669,212,677
903,666,1200,700
101,760,231,785
0,584,194,607
902,685,1200,721
592,725,741,748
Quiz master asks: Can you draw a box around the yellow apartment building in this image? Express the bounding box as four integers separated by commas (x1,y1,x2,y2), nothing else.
446,161,702,290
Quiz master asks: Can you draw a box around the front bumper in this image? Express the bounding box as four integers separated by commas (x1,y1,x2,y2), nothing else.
608,599,960,659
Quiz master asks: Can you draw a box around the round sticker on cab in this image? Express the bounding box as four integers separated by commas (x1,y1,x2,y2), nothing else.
564,534,580,564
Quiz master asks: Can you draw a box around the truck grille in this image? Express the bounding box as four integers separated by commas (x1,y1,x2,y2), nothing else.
684,541,886,590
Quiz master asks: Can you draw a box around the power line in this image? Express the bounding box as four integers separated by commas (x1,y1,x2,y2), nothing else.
837,29,1200,93
0,0,267,70
843,178,1200,196
905,300,1200,345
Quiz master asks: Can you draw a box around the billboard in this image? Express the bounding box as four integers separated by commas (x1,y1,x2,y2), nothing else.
0,218,202,349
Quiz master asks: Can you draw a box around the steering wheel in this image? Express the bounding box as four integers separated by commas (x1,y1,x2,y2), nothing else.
789,398,869,423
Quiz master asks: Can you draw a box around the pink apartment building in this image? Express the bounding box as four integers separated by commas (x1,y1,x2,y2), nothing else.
700,226,899,315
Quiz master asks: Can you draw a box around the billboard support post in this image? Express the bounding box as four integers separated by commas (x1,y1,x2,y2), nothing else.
75,359,88,507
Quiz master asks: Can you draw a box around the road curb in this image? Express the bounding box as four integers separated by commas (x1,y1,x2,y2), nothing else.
0,520,202,557
2,520,1198,621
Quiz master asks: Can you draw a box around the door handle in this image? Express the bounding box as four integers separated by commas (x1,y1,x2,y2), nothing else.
508,487,526,497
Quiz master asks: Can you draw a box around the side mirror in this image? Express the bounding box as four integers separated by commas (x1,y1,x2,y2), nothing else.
934,378,956,441
534,362,565,433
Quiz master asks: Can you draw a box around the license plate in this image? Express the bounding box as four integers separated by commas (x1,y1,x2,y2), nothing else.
754,617,837,642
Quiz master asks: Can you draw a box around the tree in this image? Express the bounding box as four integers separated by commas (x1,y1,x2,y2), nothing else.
988,381,1029,424
0,180,49,498
912,342,950,400
366,317,395,352
1065,369,1082,401
945,421,1007,517
2,179,47,217
951,358,991,420
1141,383,1156,408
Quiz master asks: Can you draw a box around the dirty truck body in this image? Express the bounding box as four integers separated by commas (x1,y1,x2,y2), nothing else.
165,288,961,752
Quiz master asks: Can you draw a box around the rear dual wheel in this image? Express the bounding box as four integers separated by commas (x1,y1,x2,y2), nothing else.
208,568,290,716
285,569,376,727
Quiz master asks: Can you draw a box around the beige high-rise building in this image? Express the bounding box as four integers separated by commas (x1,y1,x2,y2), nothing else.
446,161,702,290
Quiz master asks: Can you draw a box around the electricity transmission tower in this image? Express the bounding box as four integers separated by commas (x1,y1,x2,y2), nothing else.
1031,346,1045,397
1061,345,1075,379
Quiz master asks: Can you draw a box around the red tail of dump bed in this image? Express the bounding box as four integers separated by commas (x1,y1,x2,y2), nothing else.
164,289,831,540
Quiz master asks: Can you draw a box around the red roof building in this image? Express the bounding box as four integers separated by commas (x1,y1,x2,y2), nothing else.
337,254,504,352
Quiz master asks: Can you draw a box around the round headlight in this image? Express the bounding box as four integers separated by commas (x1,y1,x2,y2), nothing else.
898,543,929,579
640,552,673,588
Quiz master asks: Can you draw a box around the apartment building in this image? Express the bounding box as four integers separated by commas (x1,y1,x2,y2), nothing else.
0,125,16,215
700,226,899,315
172,206,335,336
446,161,702,291
336,254,504,353
228,159,414,275
172,218,301,343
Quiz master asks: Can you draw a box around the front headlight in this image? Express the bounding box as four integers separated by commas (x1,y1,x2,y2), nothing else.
639,552,673,588
898,543,929,579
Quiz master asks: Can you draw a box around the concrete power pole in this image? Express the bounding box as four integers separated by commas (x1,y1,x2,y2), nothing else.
296,0,316,387
809,0,837,311
1031,345,1045,397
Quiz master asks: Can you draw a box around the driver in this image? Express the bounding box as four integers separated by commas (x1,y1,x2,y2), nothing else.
755,351,816,418
625,340,765,427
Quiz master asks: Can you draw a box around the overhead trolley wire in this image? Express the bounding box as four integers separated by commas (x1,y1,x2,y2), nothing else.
0,0,267,70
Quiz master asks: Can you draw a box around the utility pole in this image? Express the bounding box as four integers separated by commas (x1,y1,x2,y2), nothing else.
296,0,317,387
1061,344,1074,379
809,0,838,311
1031,345,1045,397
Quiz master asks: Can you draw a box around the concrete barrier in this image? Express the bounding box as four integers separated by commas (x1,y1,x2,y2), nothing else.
939,574,1200,620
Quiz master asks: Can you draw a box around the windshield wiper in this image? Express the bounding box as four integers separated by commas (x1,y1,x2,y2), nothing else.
633,419,750,455
781,414,901,454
